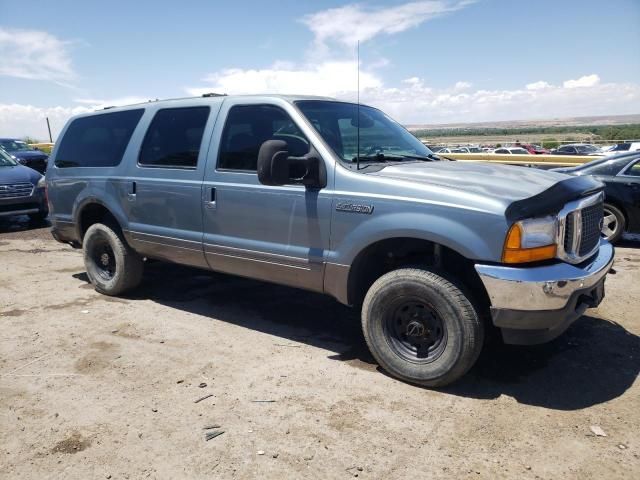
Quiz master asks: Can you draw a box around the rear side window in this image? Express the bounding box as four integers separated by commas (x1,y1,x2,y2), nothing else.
139,107,210,168
55,109,144,168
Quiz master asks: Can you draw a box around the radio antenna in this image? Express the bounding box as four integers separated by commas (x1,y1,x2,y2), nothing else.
356,40,360,171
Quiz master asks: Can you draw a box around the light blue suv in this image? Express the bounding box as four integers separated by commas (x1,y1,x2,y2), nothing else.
46,95,614,386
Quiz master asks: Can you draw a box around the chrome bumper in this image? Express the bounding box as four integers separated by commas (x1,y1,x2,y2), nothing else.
475,239,614,311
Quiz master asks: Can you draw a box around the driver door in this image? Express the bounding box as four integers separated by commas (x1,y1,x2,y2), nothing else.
201,100,333,292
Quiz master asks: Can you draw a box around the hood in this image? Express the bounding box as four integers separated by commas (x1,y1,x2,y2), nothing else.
10,150,48,159
371,161,568,200
369,161,603,221
0,164,42,185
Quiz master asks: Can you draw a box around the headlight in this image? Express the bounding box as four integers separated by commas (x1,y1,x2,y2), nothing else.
37,176,46,188
502,216,557,263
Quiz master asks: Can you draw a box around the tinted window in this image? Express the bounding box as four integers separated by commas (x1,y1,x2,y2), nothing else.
624,160,640,177
612,143,631,152
139,107,210,168
495,149,509,154
218,105,309,171
55,109,144,168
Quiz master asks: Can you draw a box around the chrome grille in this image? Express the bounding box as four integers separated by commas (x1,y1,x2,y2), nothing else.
0,182,33,199
579,202,603,256
559,193,603,264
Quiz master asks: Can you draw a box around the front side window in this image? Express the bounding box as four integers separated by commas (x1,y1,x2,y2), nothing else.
55,109,144,168
295,100,433,168
139,107,210,168
624,160,640,177
218,105,310,171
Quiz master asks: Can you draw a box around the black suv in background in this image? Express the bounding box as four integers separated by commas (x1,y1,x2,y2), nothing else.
0,138,49,174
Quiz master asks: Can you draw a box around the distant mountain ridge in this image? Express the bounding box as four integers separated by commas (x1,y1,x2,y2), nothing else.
406,114,640,131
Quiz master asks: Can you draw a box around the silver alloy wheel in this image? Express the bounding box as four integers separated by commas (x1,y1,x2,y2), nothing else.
602,207,619,240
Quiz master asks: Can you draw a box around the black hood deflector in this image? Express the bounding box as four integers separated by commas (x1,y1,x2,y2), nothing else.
505,175,603,222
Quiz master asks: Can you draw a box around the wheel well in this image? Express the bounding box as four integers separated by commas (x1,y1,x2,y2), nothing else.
78,203,120,240
347,238,490,309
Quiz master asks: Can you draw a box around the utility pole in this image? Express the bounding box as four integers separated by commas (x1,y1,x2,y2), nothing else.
46,117,53,143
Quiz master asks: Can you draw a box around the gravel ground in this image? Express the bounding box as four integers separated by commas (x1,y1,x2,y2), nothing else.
1,216,639,480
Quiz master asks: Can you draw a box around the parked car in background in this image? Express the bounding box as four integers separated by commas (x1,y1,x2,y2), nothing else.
551,144,602,156
492,147,530,155
552,151,640,243
0,138,49,174
517,143,550,155
602,142,640,156
0,147,48,221
437,146,483,154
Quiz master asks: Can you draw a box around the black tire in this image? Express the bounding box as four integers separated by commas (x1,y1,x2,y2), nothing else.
361,268,483,387
602,203,625,244
83,223,144,296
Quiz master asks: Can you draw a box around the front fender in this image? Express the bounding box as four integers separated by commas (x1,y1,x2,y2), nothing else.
329,209,506,266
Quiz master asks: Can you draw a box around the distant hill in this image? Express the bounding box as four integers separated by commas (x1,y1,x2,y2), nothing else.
406,114,640,131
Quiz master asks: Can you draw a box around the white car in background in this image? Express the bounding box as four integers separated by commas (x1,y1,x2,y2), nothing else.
492,147,530,155
603,142,640,156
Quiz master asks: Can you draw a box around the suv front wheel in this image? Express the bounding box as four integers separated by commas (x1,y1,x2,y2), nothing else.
361,268,484,387
83,223,144,296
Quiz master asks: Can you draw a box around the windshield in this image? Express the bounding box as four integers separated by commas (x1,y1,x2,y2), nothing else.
0,148,18,166
579,155,638,175
295,101,433,165
0,139,34,152
576,145,599,153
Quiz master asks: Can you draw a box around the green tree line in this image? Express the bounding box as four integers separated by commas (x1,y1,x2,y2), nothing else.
412,123,640,141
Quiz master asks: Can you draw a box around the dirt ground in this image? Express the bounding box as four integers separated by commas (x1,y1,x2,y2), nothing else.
1,217,639,480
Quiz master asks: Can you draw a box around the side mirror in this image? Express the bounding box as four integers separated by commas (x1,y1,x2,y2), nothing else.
257,140,326,188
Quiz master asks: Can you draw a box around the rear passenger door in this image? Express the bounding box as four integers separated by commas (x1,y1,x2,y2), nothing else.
123,103,221,268
200,100,333,292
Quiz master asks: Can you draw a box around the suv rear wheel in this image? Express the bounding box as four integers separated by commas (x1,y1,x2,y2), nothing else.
361,268,483,387
83,223,144,296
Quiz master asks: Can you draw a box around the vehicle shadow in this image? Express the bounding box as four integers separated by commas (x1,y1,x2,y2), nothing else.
0,215,49,234
618,233,640,248
74,261,639,411
445,315,640,410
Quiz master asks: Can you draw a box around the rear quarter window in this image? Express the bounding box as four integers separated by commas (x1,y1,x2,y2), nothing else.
55,109,144,168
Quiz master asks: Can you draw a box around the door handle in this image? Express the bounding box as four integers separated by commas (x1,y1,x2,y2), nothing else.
127,181,136,201
205,187,216,209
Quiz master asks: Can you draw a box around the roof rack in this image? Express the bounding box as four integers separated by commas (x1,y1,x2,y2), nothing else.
202,92,227,97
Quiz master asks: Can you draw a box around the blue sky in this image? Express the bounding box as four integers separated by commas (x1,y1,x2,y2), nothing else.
1,0,639,139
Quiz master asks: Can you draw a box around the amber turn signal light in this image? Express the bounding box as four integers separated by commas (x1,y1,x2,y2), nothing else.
502,223,557,263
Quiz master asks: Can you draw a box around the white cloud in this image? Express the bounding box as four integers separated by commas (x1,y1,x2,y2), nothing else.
185,61,382,97
563,74,600,88
73,96,153,109
186,63,640,125
453,81,472,90
0,104,91,140
4,74,640,139
301,1,474,55
526,81,551,90
0,28,76,84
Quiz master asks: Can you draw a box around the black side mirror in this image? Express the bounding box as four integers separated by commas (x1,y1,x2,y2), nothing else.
257,140,326,188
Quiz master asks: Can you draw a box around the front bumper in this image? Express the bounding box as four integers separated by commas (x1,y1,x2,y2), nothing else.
0,187,48,218
475,240,614,345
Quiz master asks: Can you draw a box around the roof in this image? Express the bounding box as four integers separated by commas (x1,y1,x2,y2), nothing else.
97,93,338,111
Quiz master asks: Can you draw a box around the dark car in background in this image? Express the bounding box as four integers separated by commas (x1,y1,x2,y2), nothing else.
0,138,49,174
551,144,602,156
0,148,48,221
552,152,640,243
